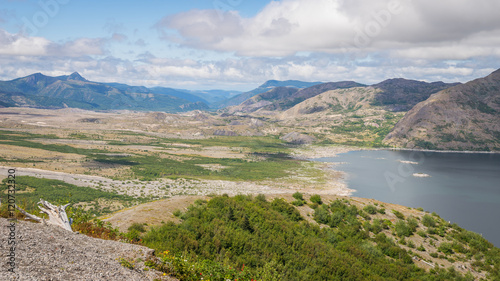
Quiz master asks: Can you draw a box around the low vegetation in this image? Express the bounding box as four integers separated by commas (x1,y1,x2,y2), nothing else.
0,176,144,216
134,195,499,280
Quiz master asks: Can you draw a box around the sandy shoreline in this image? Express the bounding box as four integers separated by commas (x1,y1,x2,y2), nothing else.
290,145,372,196
291,144,372,159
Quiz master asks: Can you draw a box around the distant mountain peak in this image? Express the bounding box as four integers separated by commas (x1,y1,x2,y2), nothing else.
67,72,87,81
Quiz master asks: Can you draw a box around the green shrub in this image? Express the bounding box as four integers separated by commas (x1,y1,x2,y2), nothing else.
359,210,371,220
427,227,436,235
407,216,419,232
371,219,383,234
363,205,378,215
407,240,415,248
292,192,304,201
423,214,437,227
392,210,405,220
309,194,323,205
292,199,305,206
173,209,182,217
395,220,413,237
128,223,146,233
417,230,427,238
119,257,135,270
438,243,454,255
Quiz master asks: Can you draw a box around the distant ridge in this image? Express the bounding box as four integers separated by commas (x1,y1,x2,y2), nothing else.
213,80,323,109
225,81,364,114
0,72,208,112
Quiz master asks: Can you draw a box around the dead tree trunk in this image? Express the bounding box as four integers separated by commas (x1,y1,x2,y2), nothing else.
15,199,73,232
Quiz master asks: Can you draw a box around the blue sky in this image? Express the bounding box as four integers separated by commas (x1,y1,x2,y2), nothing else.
1,0,499,91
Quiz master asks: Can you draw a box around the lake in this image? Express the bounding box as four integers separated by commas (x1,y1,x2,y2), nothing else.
315,149,500,247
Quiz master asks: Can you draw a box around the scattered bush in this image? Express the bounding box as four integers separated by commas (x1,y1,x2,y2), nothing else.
128,223,146,233
292,192,304,201
395,220,414,237
363,205,378,215
423,214,437,227
310,194,323,205
392,210,405,220
292,192,305,206
417,230,427,238
438,243,454,255
407,240,415,248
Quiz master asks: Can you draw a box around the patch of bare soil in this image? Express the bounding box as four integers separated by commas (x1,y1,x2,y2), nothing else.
102,195,208,231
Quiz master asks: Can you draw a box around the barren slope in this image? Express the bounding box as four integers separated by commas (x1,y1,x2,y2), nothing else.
384,69,500,151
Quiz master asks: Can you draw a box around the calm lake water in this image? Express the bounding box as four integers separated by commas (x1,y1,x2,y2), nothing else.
315,150,500,247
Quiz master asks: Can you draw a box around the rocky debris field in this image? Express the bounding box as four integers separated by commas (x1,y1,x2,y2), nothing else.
0,218,177,281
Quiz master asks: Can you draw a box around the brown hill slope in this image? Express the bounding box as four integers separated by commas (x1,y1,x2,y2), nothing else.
384,69,500,151
281,86,382,117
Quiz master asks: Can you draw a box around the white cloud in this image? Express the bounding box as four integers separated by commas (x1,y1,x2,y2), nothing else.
2,0,500,92
0,28,105,57
157,0,500,60
0,29,51,55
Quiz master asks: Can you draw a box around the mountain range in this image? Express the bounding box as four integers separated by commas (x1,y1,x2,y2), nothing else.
1,70,499,151
225,78,459,115
213,80,323,109
0,72,209,112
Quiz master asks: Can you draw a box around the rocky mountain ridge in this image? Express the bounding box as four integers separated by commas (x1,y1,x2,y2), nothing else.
385,69,500,151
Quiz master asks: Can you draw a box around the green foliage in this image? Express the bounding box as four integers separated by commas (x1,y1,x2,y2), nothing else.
407,240,415,248
271,198,303,222
291,192,305,206
292,192,303,200
119,257,135,270
395,220,414,237
150,250,256,281
370,219,384,234
417,230,427,238
392,209,405,220
438,242,454,255
0,130,106,156
363,204,378,215
0,176,141,216
67,207,122,240
422,214,437,227
160,136,290,154
407,216,419,232
113,153,301,182
128,222,147,233
0,130,300,183
140,195,482,281
309,194,323,205
173,209,182,217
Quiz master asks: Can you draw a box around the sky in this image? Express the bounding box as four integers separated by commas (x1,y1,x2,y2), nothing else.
1,0,499,91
